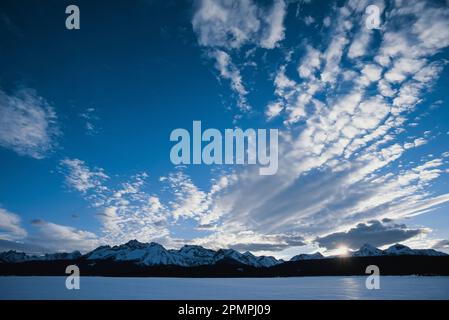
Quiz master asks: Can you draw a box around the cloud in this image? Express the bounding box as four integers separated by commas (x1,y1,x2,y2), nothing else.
60,158,109,193
93,172,170,245
59,160,172,246
181,0,449,255
211,50,249,111
192,0,287,49
433,239,449,249
24,0,447,257
260,0,287,49
192,0,288,114
58,157,240,248
166,171,235,226
0,88,59,159
265,101,284,120
0,207,99,253
0,208,27,241
189,228,306,253
79,107,99,135
303,15,315,26
231,234,307,252
29,219,100,252
315,220,427,250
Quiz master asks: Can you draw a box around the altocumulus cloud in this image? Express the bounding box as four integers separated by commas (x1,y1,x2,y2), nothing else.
192,0,287,113
182,0,449,255
0,88,59,159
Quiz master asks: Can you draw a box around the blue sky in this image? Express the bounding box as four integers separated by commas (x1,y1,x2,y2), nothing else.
1,0,449,258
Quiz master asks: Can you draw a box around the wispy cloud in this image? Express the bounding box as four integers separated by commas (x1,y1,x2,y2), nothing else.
60,158,109,193
192,0,288,114
59,160,170,245
183,0,449,254
15,0,449,257
0,88,59,159
210,50,250,112
79,107,99,135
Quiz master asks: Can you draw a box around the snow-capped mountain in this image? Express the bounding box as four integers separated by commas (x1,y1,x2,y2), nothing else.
289,243,447,260
290,252,324,261
40,251,82,261
1,241,446,266
383,243,417,256
413,249,448,256
0,240,281,267
257,255,283,267
0,250,30,263
383,243,447,256
86,240,282,268
350,243,448,257
0,250,82,263
211,249,281,267
351,244,384,257
169,245,216,266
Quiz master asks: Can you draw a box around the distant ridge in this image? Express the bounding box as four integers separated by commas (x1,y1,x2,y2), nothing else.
0,240,283,268
1,240,449,277
0,240,446,269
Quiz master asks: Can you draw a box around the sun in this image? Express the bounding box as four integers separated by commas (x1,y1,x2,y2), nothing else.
335,245,350,256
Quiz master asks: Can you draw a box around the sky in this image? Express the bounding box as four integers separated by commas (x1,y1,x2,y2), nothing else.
1,0,449,259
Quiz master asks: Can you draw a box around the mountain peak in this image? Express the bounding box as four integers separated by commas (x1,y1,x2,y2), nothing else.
124,239,145,247
360,243,377,250
179,244,207,251
351,244,384,257
290,252,324,261
384,243,415,255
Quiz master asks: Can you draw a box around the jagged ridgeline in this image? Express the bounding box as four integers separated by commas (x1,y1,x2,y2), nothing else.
1,241,448,277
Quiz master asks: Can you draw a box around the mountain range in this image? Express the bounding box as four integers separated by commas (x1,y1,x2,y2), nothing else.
0,240,446,268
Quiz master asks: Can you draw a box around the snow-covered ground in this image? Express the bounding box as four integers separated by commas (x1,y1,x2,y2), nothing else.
1,276,448,300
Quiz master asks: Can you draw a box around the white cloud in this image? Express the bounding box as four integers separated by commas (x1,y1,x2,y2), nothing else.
96,172,170,245
0,88,59,159
347,29,371,59
60,158,109,193
166,171,235,226
384,58,426,83
192,0,287,50
79,107,99,135
182,0,449,256
30,220,100,253
28,0,448,257
260,0,287,49
192,0,261,49
211,50,250,111
360,64,383,83
413,137,428,148
297,46,321,79
265,101,284,120
0,208,27,241
192,0,288,115
304,15,314,26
